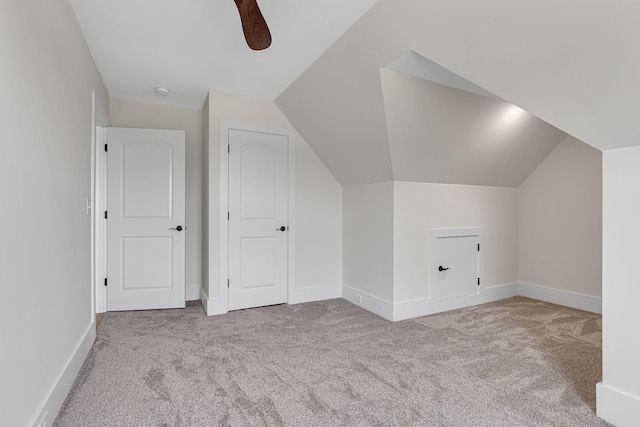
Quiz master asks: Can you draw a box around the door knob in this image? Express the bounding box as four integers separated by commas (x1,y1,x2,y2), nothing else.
438,266,450,272
169,225,185,231
276,226,287,232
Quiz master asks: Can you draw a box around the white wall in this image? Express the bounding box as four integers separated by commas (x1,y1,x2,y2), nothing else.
601,146,640,406
0,0,109,425
393,181,518,302
295,137,343,288
343,182,394,302
518,135,602,297
204,91,342,300
109,98,203,292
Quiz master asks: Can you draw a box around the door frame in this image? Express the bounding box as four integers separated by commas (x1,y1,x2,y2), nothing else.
91,91,110,315
219,120,296,312
429,227,484,300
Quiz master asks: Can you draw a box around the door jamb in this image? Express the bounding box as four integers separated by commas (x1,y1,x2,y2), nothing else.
92,91,110,315
219,120,296,313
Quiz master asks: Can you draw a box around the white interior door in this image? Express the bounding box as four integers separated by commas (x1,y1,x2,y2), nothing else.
228,129,289,311
433,234,480,300
107,127,186,311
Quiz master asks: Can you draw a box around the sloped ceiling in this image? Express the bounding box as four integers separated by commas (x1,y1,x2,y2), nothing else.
71,0,640,187
69,0,379,107
277,0,640,186
381,68,567,187
384,51,501,102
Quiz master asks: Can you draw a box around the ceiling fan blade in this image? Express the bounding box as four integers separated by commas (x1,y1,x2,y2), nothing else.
233,0,272,51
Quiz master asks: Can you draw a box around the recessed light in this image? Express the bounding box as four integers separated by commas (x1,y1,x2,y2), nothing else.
155,87,170,96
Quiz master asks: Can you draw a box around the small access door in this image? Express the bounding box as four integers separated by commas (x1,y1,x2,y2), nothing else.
106,127,186,311
431,229,482,301
227,128,289,311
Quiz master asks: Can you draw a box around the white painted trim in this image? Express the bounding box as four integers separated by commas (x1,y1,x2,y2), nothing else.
392,283,519,321
200,286,210,314
597,382,640,427
29,322,96,427
286,132,296,309
343,282,600,322
186,284,201,301
91,91,109,315
342,283,517,322
342,284,394,321
218,122,230,314
430,227,484,300
289,284,342,305
200,286,229,316
518,282,602,314
219,120,296,313
94,127,108,314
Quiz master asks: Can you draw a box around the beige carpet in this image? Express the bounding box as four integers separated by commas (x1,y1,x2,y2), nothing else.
54,297,607,426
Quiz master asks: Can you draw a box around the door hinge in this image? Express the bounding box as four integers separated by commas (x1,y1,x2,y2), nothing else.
227,145,230,153
227,279,229,288
104,210,108,219
477,243,480,251
228,212,230,221
104,144,107,152
477,277,480,286
104,278,108,287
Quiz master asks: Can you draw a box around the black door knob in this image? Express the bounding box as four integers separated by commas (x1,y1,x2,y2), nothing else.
169,225,184,231
276,226,287,232
438,266,450,272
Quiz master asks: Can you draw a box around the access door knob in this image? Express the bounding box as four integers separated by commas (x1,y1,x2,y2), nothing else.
276,226,287,232
438,266,450,272
169,225,184,231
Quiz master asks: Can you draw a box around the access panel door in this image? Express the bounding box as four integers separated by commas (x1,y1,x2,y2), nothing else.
433,234,480,301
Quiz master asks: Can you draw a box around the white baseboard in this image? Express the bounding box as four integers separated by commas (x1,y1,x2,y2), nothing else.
186,284,201,301
201,284,342,315
30,322,96,427
342,283,602,321
518,282,601,314
200,286,210,314
289,284,342,305
342,284,394,320
339,282,600,322
200,287,228,316
393,283,520,321
597,382,640,427
199,282,599,320
342,283,518,322
341,283,519,322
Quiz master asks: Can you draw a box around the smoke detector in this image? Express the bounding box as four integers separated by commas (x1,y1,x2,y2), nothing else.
155,87,170,96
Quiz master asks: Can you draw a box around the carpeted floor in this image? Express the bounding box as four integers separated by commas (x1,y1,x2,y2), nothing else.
54,297,607,426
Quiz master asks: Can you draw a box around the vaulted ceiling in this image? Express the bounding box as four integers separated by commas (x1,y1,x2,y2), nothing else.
69,0,378,106
276,0,640,186
71,0,640,187
381,67,567,187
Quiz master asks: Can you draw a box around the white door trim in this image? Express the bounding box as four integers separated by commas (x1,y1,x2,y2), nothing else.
91,91,110,316
219,120,296,313
429,227,484,299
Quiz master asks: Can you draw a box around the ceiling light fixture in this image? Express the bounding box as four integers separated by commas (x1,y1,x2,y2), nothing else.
502,104,526,124
155,87,170,96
